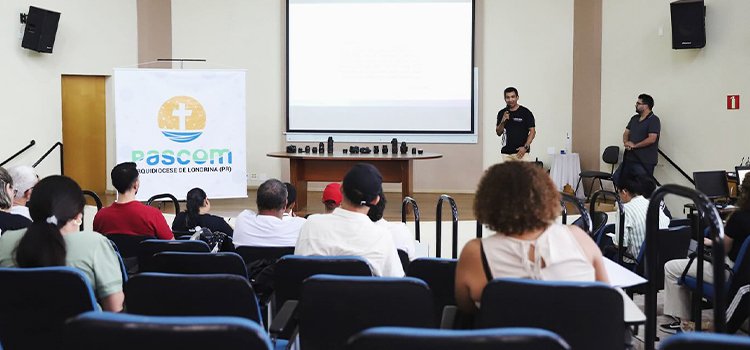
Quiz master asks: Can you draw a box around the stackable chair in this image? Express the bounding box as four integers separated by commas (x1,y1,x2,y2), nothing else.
273,275,435,350
145,251,248,279
125,272,263,326
347,327,571,350
406,258,458,326
235,246,296,267
0,267,98,349
106,234,152,273
626,226,691,294
64,311,272,350
659,332,750,350
575,145,620,198
476,278,624,350
137,239,210,272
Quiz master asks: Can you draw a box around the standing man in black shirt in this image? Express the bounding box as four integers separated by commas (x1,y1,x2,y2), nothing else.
496,87,536,161
612,93,661,187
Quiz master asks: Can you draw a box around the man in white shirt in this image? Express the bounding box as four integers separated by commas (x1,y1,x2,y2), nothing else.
7,165,38,220
367,189,416,260
295,163,404,277
611,176,670,265
234,179,305,247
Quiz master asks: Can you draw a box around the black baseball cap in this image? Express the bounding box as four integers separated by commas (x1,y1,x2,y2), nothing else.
342,163,382,206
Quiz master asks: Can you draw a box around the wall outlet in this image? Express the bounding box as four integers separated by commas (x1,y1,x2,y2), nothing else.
249,173,258,180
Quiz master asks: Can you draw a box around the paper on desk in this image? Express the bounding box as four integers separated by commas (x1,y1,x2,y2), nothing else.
604,257,647,288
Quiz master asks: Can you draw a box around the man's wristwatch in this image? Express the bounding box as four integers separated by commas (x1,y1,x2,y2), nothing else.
524,144,530,151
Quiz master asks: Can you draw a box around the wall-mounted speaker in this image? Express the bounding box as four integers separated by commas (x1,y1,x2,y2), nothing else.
670,0,705,49
21,6,61,53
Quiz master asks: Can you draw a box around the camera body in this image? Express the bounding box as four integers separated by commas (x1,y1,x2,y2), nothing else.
286,145,297,153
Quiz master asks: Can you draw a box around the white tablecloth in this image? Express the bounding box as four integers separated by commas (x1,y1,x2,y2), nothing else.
550,153,585,198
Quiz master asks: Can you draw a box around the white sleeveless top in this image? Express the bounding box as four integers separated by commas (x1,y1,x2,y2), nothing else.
481,223,595,282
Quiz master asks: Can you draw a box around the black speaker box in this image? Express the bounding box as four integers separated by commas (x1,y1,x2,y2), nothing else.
22,6,61,53
670,0,705,49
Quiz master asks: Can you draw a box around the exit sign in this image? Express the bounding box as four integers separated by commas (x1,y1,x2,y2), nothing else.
728,95,740,110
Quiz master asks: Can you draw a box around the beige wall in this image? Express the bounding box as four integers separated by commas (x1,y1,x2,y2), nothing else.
601,0,750,214
1,1,137,178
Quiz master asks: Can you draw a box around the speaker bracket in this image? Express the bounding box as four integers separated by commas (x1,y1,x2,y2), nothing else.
20,13,27,24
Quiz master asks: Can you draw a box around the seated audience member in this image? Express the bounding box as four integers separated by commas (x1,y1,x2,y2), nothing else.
608,175,670,265
233,179,305,247
283,182,299,217
455,162,608,313
367,190,416,260
0,176,124,311
295,163,404,277
322,182,343,214
662,172,750,332
0,167,31,233
172,187,233,236
7,165,38,220
93,162,173,239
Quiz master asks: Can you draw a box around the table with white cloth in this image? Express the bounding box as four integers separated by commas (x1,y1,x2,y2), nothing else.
550,153,585,198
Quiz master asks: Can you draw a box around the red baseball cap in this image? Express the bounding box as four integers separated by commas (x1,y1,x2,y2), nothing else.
322,182,343,205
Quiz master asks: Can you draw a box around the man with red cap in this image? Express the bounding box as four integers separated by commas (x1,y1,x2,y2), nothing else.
321,182,342,214
295,163,404,277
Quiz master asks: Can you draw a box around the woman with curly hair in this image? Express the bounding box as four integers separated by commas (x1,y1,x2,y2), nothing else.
455,162,608,313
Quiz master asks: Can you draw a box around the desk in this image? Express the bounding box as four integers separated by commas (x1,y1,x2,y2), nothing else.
604,257,647,324
268,152,442,212
550,153,585,198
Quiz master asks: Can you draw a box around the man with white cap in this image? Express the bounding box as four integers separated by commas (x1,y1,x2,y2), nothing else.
295,163,404,277
7,165,38,221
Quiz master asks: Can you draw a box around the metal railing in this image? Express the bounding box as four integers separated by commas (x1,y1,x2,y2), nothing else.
0,140,35,167
401,196,421,241
435,194,459,258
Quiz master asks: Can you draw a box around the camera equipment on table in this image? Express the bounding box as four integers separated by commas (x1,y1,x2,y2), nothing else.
286,145,297,153
400,142,408,154
374,145,380,154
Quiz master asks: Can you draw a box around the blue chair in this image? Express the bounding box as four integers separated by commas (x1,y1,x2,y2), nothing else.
0,267,98,349
145,251,248,279
291,275,435,350
348,327,571,350
406,258,458,326
63,311,271,350
476,278,624,350
659,332,750,350
125,272,263,326
680,235,750,332
137,239,210,272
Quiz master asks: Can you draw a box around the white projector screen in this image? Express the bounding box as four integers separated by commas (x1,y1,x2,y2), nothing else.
287,0,474,136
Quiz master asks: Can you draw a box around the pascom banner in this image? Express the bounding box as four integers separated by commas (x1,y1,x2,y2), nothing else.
114,68,247,200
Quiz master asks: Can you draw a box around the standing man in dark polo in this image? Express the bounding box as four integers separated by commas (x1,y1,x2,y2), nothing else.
613,93,661,187
496,87,536,161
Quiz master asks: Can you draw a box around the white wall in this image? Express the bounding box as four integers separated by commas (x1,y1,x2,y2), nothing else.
0,1,137,179
481,0,575,170
602,0,750,214
171,0,284,188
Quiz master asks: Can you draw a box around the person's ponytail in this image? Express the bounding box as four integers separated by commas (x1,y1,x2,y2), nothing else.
185,188,207,228
13,176,84,268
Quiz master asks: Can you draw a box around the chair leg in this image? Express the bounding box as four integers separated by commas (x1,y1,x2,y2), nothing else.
574,177,583,197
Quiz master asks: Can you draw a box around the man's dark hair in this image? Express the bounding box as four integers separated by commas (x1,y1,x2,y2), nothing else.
284,182,297,209
257,179,287,211
638,93,654,109
111,162,139,194
367,190,387,222
504,87,519,96
620,175,648,196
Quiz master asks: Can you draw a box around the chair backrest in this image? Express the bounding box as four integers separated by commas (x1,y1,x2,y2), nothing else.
406,258,457,325
659,332,750,350
634,226,692,289
476,278,623,350
347,326,571,350
125,272,262,325
146,251,248,279
272,255,373,312
106,233,151,258
235,245,295,266
602,146,620,167
397,249,410,271
64,311,272,350
137,239,210,272
299,275,435,350
0,267,98,349
590,211,609,240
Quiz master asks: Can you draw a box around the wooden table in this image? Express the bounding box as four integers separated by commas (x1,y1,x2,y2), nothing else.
267,151,442,212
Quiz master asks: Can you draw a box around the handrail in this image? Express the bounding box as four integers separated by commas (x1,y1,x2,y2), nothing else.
658,149,694,185
0,140,35,167
435,194,459,259
80,190,103,232
560,192,592,233
644,184,726,350
146,193,181,214
401,196,421,241
32,142,63,175
589,190,625,263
